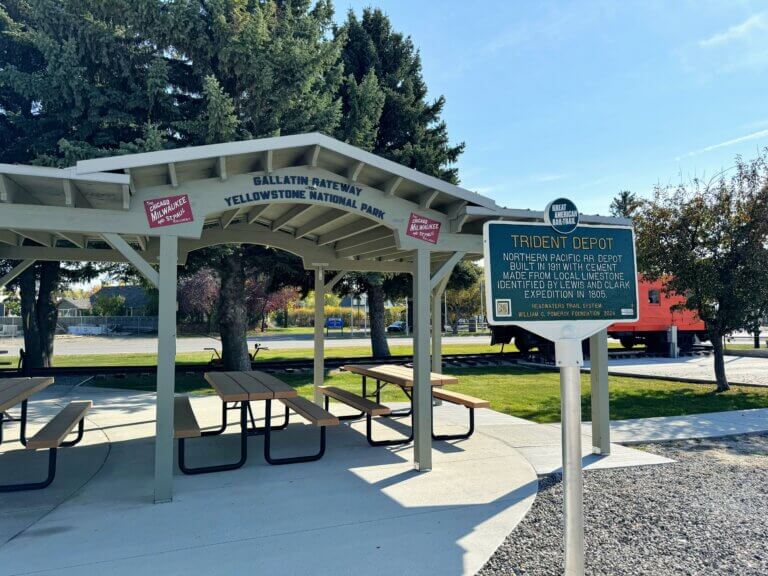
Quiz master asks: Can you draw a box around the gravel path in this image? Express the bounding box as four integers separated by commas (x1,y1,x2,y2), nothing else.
480,433,768,575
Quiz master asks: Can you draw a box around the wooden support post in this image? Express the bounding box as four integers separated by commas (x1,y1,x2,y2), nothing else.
154,235,177,503
413,249,432,471
313,267,325,405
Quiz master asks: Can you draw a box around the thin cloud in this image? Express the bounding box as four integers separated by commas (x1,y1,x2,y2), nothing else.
676,128,768,160
531,173,566,183
699,13,768,47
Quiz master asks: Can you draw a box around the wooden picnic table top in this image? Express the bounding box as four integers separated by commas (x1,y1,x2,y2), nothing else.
342,364,459,388
204,371,298,402
0,377,54,412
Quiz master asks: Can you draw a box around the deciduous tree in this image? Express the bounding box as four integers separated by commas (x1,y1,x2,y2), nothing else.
635,154,768,391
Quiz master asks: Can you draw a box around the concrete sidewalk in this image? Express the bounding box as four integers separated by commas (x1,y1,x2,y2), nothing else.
605,408,768,444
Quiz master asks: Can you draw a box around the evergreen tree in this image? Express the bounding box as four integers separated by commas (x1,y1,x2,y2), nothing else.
334,8,464,355
0,0,162,367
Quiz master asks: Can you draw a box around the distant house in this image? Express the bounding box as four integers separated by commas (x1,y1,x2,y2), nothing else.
58,297,92,317
90,286,153,316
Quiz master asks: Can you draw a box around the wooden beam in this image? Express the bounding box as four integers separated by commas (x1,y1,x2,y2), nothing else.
347,161,365,182
306,145,321,167
271,205,312,232
336,238,397,258
0,260,35,290
102,233,159,288
420,189,440,209
63,180,92,208
12,229,52,247
0,174,38,204
167,163,178,188
0,230,19,246
294,210,347,239
263,150,273,173
220,208,241,229
317,219,379,246
430,252,465,290
324,270,345,291
333,227,392,251
216,157,228,181
384,176,403,196
247,204,269,225
57,232,86,249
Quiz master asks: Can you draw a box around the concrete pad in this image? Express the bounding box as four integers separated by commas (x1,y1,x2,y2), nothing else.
588,354,768,387
604,408,768,443
0,388,539,576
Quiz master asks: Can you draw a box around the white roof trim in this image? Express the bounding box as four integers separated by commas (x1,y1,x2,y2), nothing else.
75,132,499,211
0,164,129,185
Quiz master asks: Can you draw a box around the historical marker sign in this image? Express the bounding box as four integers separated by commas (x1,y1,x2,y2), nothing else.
483,221,638,335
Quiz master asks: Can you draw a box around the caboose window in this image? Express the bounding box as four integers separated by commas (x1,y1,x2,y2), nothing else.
648,289,661,304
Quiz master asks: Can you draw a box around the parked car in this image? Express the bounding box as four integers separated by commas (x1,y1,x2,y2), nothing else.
386,321,406,333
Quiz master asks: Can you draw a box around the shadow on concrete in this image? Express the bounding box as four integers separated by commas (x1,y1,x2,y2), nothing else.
0,388,538,576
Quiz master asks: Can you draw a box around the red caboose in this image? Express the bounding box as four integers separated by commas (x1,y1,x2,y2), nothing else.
489,276,709,354
607,277,708,352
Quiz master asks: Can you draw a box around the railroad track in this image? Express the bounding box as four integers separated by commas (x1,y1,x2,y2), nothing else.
0,351,525,378
0,345,713,379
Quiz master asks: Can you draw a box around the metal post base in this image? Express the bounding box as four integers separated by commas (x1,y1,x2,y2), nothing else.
432,405,475,441
0,448,57,493
263,400,327,465
178,403,248,475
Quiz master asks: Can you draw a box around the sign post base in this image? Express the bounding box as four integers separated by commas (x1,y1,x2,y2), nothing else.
557,338,585,576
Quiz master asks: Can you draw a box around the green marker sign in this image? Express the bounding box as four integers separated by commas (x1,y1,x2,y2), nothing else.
483,221,639,326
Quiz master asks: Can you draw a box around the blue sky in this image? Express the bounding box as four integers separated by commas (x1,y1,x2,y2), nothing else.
337,1,768,215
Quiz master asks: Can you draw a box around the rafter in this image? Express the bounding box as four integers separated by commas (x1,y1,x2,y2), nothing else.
167,163,178,188
316,219,379,246
220,208,241,229
216,156,228,181
57,232,86,249
271,205,312,232
336,238,397,258
333,227,392,251
294,210,347,239
306,144,321,167
420,189,440,209
0,230,19,246
247,204,269,225
12,229,52,247
0,174,38,204
384,176,403,196
63,180,92,208
347,161,364,182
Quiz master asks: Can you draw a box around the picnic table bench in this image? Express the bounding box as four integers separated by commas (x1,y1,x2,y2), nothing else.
0,377,91,492
174,370,338,474
339,364,488,442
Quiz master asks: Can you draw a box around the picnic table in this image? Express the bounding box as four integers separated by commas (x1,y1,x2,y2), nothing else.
0,376,92,492
341,364,488,441
0,377,55,445
176,370,304,474
342,364,458,413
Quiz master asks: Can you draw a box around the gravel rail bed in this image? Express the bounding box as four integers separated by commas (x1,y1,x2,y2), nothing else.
480,433,768,575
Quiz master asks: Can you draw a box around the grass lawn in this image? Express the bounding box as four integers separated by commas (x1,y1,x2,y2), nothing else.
87,365,768,424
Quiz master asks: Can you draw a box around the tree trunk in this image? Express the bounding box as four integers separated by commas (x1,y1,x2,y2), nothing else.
710,333,730,392
18,262,60,371
218,249,251,371
37,262,60,367
19,267,42,372
368,282,390,357
753,324,760,349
